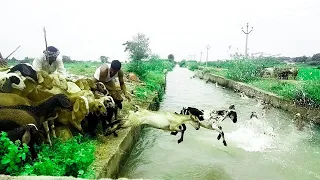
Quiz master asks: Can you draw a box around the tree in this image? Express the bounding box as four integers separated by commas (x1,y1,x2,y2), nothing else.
168,54,174,60
311,53,320,61
21,57,33,63
122,33,151,61
62,55,72,62
99,56,109,63
293,56,308,62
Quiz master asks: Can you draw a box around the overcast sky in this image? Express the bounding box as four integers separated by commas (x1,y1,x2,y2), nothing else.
1,0,320,62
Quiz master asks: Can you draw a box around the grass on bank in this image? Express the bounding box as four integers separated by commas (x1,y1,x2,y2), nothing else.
179,58,320,107
1,58,175,178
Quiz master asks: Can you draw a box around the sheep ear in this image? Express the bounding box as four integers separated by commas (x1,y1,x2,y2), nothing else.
37,72,44,83
2,78,12,93
73,99,80,112
22,130,31,144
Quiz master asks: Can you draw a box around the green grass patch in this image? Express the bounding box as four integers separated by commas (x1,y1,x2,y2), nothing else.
297,67,320,80
249,79,297,100
0,132,96,178
64,61,101,76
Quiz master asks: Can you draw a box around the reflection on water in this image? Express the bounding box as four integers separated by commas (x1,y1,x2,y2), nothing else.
119,65,320,180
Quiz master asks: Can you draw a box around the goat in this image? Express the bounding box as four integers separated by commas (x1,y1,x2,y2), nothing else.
0,73,26,93
5,124,43,159
170,107,205,143
110,105,201,142
199,105,237,146
0,94,72,146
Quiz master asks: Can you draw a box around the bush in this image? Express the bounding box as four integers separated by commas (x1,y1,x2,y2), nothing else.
0,132,31,175
125,58,174,80
125,57,175,101
294,81,320,107
178,60,187,67
307,61,320,66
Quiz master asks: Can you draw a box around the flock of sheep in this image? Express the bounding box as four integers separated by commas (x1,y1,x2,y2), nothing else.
0,63,118,159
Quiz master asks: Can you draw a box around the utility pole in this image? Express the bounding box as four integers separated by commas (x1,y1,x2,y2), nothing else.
241,23,253,57
194,54,196,61
200,51,203,62
206,44,211,66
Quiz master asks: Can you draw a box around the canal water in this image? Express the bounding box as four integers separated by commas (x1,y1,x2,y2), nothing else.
119,66,320,180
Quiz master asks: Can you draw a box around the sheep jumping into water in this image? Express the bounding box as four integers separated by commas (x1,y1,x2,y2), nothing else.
111,105,203,143
170,107,205,143
198,105,238,146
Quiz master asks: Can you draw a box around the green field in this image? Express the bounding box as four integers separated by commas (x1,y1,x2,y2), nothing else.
180,58,320,107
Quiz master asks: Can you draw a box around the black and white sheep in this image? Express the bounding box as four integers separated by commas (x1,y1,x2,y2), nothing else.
7,63,38,82
83,95,119,137
0,73,26,93
170,107,205,143
199,105,238,146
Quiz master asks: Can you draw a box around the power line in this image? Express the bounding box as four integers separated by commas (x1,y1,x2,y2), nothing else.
206,45,211,66
241,23,253,57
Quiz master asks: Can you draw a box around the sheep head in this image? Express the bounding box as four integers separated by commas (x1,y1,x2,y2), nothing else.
89,100,107,116
98,95,115,109
67,82,81,93
75,79,89,90
8,63,38,82
210,105,237,123
96,82,109,95
0,73,26,92
71,96,89,120
69,96,89,132
54,94,73,110
188,115,201,130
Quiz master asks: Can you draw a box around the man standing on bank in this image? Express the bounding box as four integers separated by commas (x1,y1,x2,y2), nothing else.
93,60,131,135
